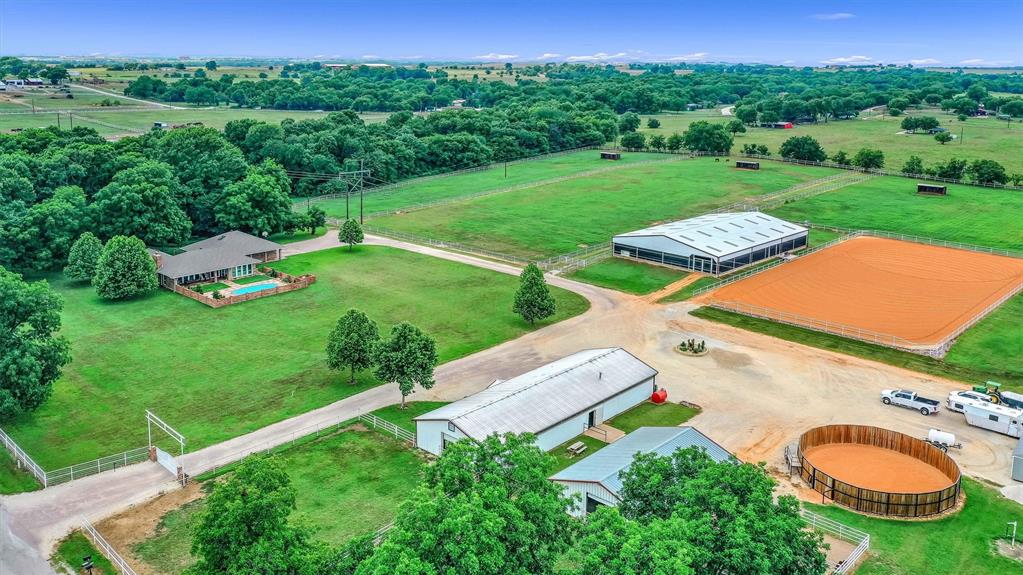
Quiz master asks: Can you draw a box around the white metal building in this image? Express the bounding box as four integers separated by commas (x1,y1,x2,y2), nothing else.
550,426,734,517
413,348,657,456
612,212,808,275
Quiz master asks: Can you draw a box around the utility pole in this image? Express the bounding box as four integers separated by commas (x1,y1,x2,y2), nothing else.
69,113,73,130
504,161,507,178
56,112,61,130
960,125,964,145
359,160,365,224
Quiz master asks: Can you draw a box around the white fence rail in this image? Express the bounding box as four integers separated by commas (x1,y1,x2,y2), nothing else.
800,509,870,574
359,414,416,444
81,517,140,575
46,447,150,487
0,426,47,487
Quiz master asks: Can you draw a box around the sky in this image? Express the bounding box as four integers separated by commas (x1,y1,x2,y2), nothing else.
1,0,1021,67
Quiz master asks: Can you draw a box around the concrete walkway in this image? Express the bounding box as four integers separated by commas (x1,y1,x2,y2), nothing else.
5,230,1022,569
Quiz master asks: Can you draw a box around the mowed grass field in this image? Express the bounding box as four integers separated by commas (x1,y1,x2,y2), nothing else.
6,246,587,469
134,429,423,575
640,110,1023,173
566,258,688,295
305,150,667,219
369,158,840,259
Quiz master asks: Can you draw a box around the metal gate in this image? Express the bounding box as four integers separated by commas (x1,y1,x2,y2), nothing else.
155,447,178,478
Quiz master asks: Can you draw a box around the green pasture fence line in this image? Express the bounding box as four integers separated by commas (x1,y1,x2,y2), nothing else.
0,426,150,489
707,171,875,215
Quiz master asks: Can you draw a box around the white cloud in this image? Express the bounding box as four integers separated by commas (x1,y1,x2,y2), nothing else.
566,51,628,62
666,52,709,62
810,12,855,20
820,55,874,65
534,53,562,60
360,54,379,59
474,52,519,61
908,58,941,65
781,59,796,65
959,58,1012,66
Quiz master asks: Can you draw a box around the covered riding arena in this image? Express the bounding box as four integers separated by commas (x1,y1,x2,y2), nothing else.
799,425,961,518
707,235,1023,356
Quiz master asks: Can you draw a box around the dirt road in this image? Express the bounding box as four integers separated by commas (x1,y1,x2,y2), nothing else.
3,233,1018,567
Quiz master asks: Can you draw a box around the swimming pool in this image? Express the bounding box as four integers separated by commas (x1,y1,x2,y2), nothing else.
232,282,278,296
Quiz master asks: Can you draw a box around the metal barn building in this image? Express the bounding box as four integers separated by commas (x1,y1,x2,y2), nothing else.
550,426,734,517
413,348,657,456
612,212,808,274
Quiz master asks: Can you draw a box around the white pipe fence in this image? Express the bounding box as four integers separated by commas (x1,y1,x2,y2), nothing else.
0,426,149,489
799,509,871,574
81,517,140,575
0,426,47,487
359,414,415,444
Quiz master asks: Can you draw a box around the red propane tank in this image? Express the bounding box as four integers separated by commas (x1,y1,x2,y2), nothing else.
651,389,668,404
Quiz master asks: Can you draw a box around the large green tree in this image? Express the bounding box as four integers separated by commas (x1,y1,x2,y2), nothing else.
779,135,827,162
357,434,575,575
682,121,733,153
339,219,364,251
64,231,103,281
968,159,1009,185
215,160,293,236
513,263,555,325
326,309,380,384
852,147,885,169
91,160,192,245
188,456,319,575
375,322,438,409
572,507,695,575
92,235,158,300
0,267,71,420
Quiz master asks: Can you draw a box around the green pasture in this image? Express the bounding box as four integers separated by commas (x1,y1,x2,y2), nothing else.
769,176,1023,250
134,429,424,575
369,158,840,259
305,150,666,219
640,110,1023,173
5,246,587,470
567,257,688,295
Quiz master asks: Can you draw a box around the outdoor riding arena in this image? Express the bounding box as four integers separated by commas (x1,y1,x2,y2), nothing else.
798,425,962,518
706,234,1023,356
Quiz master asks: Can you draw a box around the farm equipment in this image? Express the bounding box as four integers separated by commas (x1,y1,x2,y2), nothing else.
923,429,961,452
973,381,1023,409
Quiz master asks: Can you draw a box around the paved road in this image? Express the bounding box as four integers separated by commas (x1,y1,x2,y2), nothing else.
4,231,1020,568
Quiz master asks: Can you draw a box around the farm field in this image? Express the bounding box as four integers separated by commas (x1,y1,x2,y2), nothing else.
4,246,587,470
132,429,423,575
369,158,841,259
808,478,1023,575
640,110,1023,173
768,176,1023,251
305,150,667,219
0,111,123,136
566,257,688,295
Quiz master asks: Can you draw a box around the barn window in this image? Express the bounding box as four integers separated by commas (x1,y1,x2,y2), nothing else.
448,422,456,432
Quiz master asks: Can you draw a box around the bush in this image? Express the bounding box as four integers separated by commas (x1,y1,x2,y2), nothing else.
647,118,661,129
92,235,158,301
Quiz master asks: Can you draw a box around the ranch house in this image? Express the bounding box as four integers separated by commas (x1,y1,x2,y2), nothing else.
150,231,283,288
414,348,657,456
551,426,734,517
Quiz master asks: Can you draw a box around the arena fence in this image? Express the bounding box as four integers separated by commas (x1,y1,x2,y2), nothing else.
798,425,961,518
799,509,871,574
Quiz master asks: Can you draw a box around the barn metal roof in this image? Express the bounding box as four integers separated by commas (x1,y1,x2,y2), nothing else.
550,426,735,496
613,212,806,259
414,348,656,441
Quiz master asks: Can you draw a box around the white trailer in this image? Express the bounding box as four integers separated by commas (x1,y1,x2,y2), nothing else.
963,402,1023,438
947,390,992,413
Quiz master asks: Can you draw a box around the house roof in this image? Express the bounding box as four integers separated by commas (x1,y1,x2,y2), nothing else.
550,426,735,496
613,212,806,259
414,348,657,440
156,231,281,279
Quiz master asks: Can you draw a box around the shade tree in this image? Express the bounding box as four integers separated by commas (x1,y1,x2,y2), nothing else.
92,235,159,300
326,309,380,384
375,322,438,409
64,232,103,281
513,263,556,325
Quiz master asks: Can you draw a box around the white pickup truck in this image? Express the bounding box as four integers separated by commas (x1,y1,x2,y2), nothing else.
881,389,941,416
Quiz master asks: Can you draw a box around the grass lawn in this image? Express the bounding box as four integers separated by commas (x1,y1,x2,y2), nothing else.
370,401,448,433
566,258,688,295
134,429,424,575
6,246,588,471
231,274,270,285
658,276,719,303
807,478,1023,575
770,176,1023,251
52,532,116,575
370,158,840,259
0,449,40,494
550,401,701,473
690,306,1023,392
305,150,667,220
944,292,1023,383
195,282,228,293
640,110,1023,173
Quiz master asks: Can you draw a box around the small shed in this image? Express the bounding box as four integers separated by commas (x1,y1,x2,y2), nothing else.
600,151,621,161
1013,437,1023,482
917,183,947,196
735,160,760,170
686,103,700,111
767,121,794,129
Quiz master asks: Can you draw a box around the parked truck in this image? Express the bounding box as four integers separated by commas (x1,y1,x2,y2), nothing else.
881,389,941,416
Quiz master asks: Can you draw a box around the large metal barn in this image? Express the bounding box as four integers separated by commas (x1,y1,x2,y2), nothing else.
612,212,808,275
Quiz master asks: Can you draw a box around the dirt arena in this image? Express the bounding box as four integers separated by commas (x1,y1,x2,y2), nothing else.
802,443,955,492
709,236,1023,348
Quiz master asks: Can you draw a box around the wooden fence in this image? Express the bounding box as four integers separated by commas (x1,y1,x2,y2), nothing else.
171,268,316,308
798,425,961,518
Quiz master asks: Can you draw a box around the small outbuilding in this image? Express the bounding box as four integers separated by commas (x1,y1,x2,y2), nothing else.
413,348,657,456
917,183,947,196
551,426,734,517
765,121,794,129
735,160,760,170
613,212,808,275
600,151,621,161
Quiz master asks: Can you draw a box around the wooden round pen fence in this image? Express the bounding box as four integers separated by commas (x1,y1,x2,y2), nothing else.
798,425,961,518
